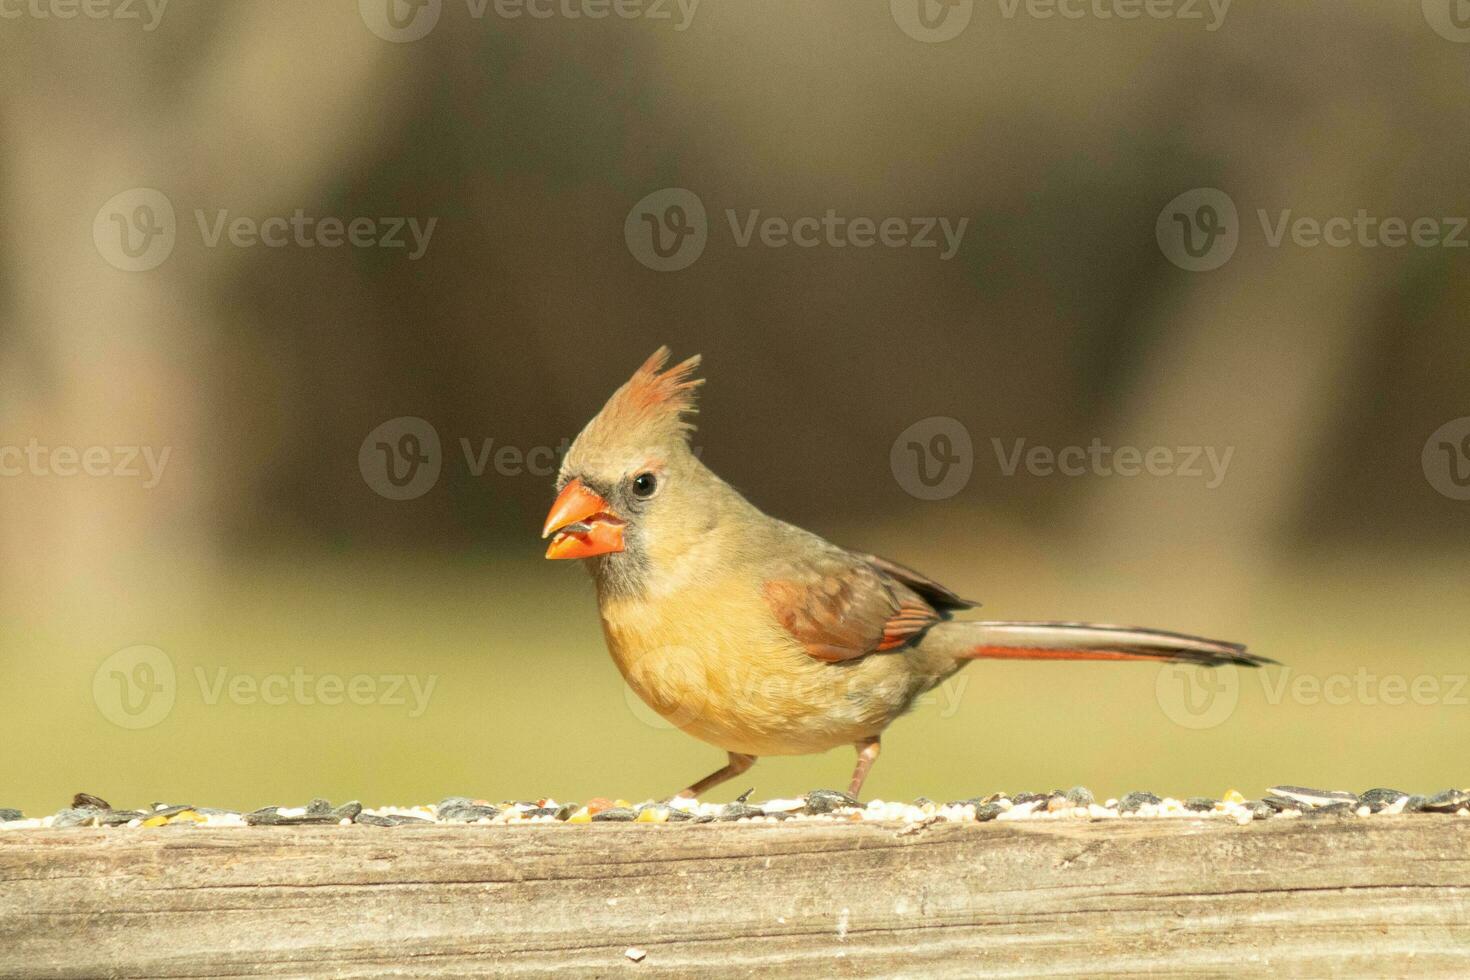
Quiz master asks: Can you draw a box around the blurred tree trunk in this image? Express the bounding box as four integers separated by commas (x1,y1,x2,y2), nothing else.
0,4,403,638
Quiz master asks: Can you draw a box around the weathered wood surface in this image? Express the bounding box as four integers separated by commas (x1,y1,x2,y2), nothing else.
2,816,1469,977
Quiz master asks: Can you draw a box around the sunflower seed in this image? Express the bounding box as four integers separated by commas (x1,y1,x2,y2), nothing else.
1268,786,1357,808
1118,792,1162,813
97,810,149,826
592,807,638,822
52,807,102,828
1421,789,1470,813
1357,788,1408,812
804,789,858,814
356,812,433,827
437,802,501,822
1064,786,1095,807
146,804,194,820
718,802,763,821
244,807,342,826
1303,801,1356,819
519,806,563,819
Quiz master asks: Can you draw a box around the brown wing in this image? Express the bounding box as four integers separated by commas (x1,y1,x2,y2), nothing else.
859,553,980,612
763,553,953,664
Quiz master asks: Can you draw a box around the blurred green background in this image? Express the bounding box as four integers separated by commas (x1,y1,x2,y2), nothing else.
2,1,1468,813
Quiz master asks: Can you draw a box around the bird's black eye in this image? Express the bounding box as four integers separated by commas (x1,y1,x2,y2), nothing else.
631,472,658,498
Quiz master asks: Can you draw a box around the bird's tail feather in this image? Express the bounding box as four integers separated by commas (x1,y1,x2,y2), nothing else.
951,621,1273,668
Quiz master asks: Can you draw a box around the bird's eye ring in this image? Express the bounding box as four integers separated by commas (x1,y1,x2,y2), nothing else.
631,472,658,498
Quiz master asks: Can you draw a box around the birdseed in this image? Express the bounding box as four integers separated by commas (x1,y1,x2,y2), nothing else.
2,785,1466,831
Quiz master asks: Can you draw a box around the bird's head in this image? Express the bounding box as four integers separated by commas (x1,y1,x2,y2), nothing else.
542,347,717,590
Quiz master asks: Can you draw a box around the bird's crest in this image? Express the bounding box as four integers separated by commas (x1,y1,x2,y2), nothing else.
576,347,704,454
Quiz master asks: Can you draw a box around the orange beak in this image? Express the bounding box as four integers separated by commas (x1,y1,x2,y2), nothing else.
542,479,626,560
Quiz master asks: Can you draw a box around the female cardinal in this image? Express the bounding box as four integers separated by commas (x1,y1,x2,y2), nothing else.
542,348,1269,799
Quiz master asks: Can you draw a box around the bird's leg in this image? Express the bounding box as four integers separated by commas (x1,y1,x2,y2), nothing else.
675,752,756,799
848,738,881,799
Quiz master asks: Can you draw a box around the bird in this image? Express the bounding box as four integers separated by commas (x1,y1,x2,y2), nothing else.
541,348,1272,800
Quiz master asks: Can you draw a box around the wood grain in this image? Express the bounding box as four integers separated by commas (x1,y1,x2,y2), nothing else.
3,816,1469,977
